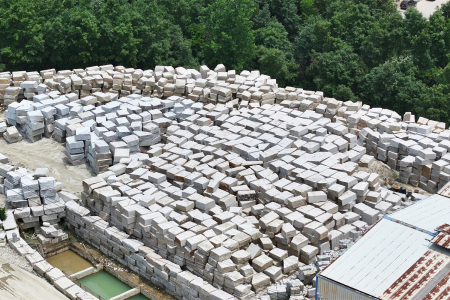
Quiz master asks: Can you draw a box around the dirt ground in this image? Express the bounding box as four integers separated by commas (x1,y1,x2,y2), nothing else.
0,194,5,207
359,160,431,196
0,138,93,196
359,159,398,184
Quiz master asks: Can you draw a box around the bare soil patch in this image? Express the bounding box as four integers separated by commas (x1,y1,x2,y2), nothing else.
0,138,93,196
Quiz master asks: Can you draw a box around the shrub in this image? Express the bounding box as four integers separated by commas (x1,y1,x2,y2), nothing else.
0,207,6,221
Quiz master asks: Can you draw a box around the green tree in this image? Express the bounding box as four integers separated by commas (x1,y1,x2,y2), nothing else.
307,42,366,98
294,17,330,84
427,11,450,69
52,5,101,68
200,0,256,71
255,20,292,52
129,0,196,68
300,0,317,20
416,84,450,124
157,0,204,36
253,0,302,38
253,3,272,30
359,14,404,69
0,0,57,70
254,20,298,85
188,23,205,58
258,47,298,86
94,1,140,67
334,84,357,101
441,2,450,20
416,62,450,124
361,57,424,114
403,7,428,39
1,0,450,122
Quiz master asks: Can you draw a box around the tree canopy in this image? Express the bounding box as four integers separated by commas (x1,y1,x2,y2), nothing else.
2,0,450,123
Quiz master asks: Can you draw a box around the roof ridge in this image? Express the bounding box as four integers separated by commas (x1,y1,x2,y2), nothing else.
383,215,437,236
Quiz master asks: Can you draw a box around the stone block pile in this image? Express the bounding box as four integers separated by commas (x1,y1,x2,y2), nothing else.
2,64,450,194
3,126,22,143
1,64,276,108
0,70,45,105
72,99,416,299
0,117,8,133
12,199,67,230
64,199,239,300
37,222,68,244
265,278,306,300
0,162,70,229
0,149,238,300
4,95,169,172
353,114,450,193
2,63,450,300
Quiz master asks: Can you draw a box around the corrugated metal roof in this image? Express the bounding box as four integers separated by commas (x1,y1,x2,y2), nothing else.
316,275,377,300
432,233,450,250
320,193,450,299
380,250,450,300
422,271,450,300
437,224,450,235
321,218,432,298
388,194,450,233
438,181,450,197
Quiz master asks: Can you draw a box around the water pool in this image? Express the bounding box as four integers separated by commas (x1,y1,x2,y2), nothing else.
46,250,92,275
127,294,150,300
78,270,131,300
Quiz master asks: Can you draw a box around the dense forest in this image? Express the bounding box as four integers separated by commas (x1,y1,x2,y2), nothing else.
1,0,450,123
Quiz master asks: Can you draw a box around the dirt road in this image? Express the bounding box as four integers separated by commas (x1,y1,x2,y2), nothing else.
0,138,93,196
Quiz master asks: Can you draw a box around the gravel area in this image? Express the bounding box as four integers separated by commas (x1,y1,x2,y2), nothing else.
0,194,5,208
0,248,67,300
0,244,34,273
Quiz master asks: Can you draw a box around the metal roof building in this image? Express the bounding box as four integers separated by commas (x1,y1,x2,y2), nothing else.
316,193,450,300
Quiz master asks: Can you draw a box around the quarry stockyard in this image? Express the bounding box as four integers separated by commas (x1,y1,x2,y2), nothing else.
0,64,449,300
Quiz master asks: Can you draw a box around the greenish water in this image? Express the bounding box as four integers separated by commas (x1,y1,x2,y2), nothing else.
78,270,131,300
127,294,150,300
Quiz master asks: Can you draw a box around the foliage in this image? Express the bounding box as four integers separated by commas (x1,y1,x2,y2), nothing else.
0,207,6,221
416,63,450,125
300,0,317,20
200,0,256,71
257,47,298,87
361,57,424,114
442,2,450,20
1,0,450,122
416,84,450,124
0,0,195,70
308,42,366,98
